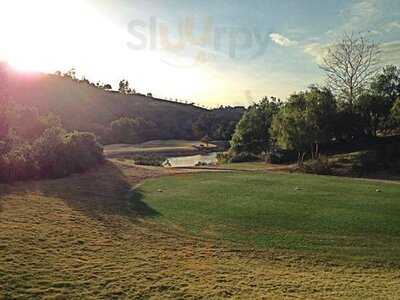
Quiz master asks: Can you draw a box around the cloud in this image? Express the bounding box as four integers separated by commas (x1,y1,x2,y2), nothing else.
303,43,330,64
385,21,400,32
381,41,400,64
303,39,400,67
269,33,297,47
340,0,379,31
342,0,378,22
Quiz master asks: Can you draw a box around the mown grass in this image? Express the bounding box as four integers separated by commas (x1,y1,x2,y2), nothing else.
1,163,400,299
138,171,400,264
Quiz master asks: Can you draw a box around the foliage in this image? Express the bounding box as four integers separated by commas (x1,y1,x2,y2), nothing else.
118,79,135,95
216,152,230,164
131,155,166,167
271,88,336,164
32,128,104,179
268,148,298,164
1,64,243,143
192,107,245,141
303,156,333,175
230,97,281,154
229,152,259,163
110,117,157,144
392,98,400,123
0,103,104,183
355,93,392,136
371,65,400,103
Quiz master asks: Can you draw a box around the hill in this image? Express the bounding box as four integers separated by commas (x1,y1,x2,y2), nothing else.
1,65,231,143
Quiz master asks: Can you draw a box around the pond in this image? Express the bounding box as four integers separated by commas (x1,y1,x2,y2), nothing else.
163,152,218,168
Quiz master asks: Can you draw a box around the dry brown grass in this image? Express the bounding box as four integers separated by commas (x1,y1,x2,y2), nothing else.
1,162,399,299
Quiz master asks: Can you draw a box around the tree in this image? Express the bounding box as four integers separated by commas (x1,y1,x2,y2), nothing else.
371,65,400,103
392,98,400,123
110,117,157,144
64,68,77,80
355,93,392,137
103,84,112,90
320,33,381,109
193,107,244,141
118,79,135,95
271,88,337,164
301,87,337,158
230,97,281,154
271,106,311,165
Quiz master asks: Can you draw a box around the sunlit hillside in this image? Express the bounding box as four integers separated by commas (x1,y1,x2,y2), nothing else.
2,68,207,142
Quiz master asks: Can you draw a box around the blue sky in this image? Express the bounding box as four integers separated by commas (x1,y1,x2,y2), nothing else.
1,0,400,106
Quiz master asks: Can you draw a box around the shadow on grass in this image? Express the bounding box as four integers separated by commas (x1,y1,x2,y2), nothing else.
4,162,160,228
0,184,11,214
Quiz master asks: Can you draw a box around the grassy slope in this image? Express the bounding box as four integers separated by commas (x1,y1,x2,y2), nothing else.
1,163,400,299
138,172,400,264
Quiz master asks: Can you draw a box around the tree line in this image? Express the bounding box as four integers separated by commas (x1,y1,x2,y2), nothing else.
230,34,400,166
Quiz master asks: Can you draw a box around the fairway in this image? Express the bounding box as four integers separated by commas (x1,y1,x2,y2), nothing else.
138,172,400,263
1,163,400,298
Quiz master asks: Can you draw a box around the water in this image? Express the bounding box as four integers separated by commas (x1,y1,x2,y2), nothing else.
163,152,218,168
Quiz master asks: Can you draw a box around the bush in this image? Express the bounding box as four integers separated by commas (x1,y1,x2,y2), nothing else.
216,152,230,164
0,144,39,182
32,127,68,178
132,155,165,167
63,132,104,173
268,149,298,164
229,152,259,163
0,128,104,183
303,156,333,175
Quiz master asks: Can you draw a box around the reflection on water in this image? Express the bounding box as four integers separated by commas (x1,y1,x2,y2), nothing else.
163,152,218,168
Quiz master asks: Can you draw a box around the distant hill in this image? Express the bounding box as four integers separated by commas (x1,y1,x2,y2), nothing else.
0,67,214,142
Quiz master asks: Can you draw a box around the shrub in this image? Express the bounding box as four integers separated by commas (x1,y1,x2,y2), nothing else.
0,128,104,182
132,155,165,167
229,152,259,163
32,127,69,178
268,149,298,164
216,152,230,164
63,132,104,173
303,156,333,175
0,144,39,182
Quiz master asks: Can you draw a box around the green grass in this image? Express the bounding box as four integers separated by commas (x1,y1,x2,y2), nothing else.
138,171,400,264
2,163,400,298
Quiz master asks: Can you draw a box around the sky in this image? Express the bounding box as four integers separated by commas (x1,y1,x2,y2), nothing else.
0,0,399,107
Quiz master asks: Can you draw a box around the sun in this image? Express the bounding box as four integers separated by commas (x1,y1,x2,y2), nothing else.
0,0,105,74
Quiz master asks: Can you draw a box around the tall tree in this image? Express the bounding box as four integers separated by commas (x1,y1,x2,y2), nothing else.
118,80,135,95
230,97,281,154
271,88,337,164
371,65,400,103
355,93,391,137
320,33,381,109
